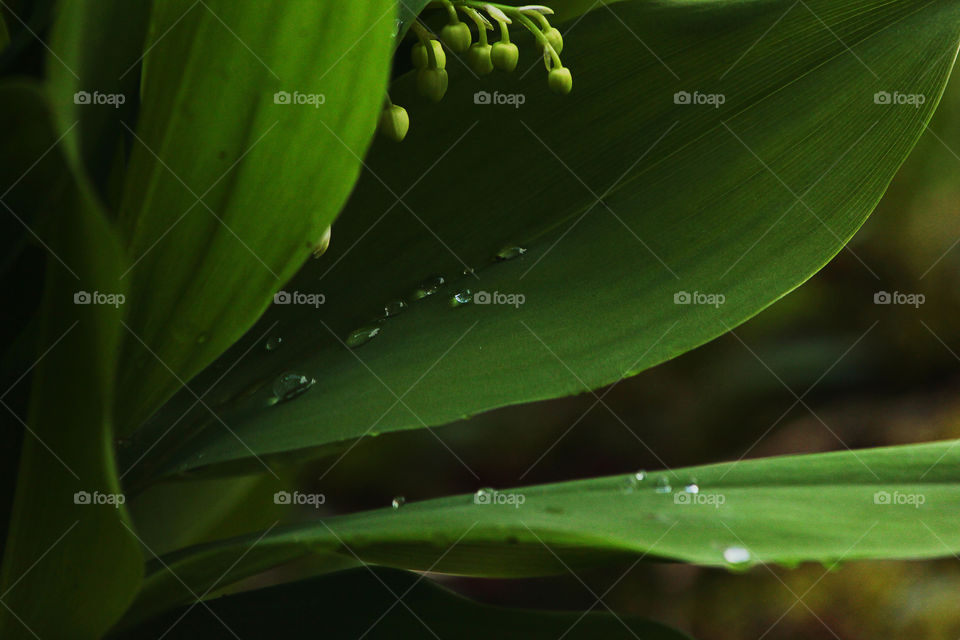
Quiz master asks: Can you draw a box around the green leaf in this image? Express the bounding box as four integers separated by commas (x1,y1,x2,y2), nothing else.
128,440,960,622
123,568,692,639
130,0,960,479
396,0,431,45
0,82,142,639
46,0,151,198
111,0,396,433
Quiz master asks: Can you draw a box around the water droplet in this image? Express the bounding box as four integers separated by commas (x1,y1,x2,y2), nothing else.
346,325,381,348
462,266,476,276
474,487,495,502
271,372,316,403
723,546,752,565
654,477,672,493
409,276,445,300
684,481,699,494
264,336,282,351
384,299,408,317
449,289,473,307
622,471,647,494
495,246,527,261
391,496,406,509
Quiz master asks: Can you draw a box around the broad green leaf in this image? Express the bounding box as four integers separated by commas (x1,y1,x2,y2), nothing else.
0,83,142,639
128,0,960,479
46,0,151,198
122,568,692,639
129,440,960,622
396,0,431,45
111,0,396,433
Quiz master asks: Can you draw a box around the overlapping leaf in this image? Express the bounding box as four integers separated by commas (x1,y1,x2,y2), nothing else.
127,0,960,481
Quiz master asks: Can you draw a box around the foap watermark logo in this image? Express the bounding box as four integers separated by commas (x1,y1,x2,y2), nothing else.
873,490,925,508
474,90,526,108
674,492,726,508
74,290,125,308
674,291,725,308
874,290,925,308
674,90,725,108
874,91,925,108
74,490,126,508
274,491,326,509
474,290,525,308
73,90,126,108
274,290,326,308
474,488,526,508
273,90,326,108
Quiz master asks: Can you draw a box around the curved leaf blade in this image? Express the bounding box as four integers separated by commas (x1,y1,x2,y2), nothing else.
0,83,142,639
130,440,960,621
134,0,960,478
112,0,396,432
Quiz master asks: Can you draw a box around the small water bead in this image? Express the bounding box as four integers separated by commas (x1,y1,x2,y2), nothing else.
264,336,283,351
683,482,700,494
654,477,672,493
495,246,527,261
621,471,647,494
391,496,406,510
384,299,408,317
723,546,752,565
449,289,473,307
346,325,381,348
409,275,446,300
474,487,495,503
462,266,476,276
272,372,316,403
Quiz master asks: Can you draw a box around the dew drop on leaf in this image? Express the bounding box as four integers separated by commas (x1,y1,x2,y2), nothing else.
450,289,473,307
271,372,316,403
474,487,495,503
495,246,527,261
264,336,282,351
384,299,408,317
723,546,752,565
391,496,406,510
654,477,672,493
409,276,445,300
346,325,381,348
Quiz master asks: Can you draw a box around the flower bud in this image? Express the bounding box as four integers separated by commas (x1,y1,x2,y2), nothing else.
466,43,494,75
411,40,446,69
417,68,449,102
491,41,519,72
548,66,572,94
544,27,563,54
378,104,409,142
440,21,472,53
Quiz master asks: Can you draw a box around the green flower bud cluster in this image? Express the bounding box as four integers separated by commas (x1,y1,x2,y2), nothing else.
379,2,572,141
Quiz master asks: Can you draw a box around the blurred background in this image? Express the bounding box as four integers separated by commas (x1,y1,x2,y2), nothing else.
286,59,960,640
